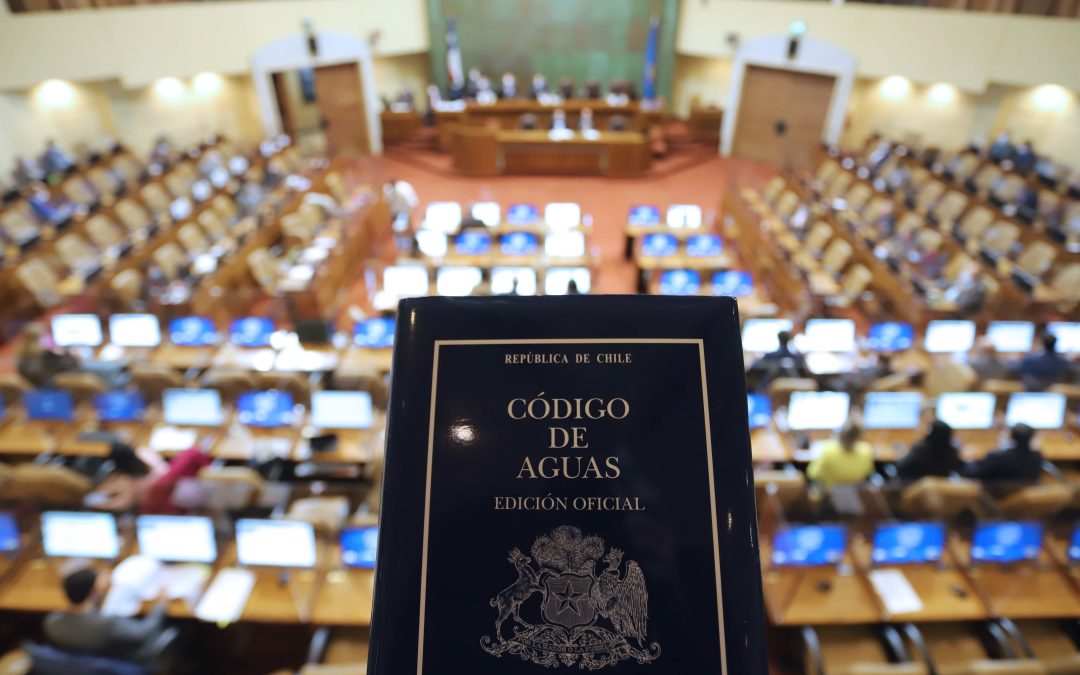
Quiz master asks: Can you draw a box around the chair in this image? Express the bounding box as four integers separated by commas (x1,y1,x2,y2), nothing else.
930,190,969,226
992,175,1025,206
253,371,312,406
200,368,256,404
211,194,238,222
195,465,264,509
86,166,121,197
0,374,31,408
163,168,193,199
1,464,91,508
972,164,1004,196
22,642,150,675
981,222,1020,258
152,242,188,281
52,372,108,403
831,264,872,308
247,248,280,293
958,207,995,242
768,377,817,409
923,362,977,397
1014,243,1057,280
60,178,98,208
805,626,928,675
287,497,350,536
139,183,173,215
776,191,801,220
820,239,854,277
1007,621,1080,675
846,183,873,213
85,215,125,251
130,363,184,404
282,212,315,246
764,176,787,204
914,181,945,216
114,199,152,234
54,233,100,275
15,258,63,308
197,210,229,241
110,154,143,185
176,223,210,255
803,222,834,258
825,172,853,201
1048,264,1080,306
898,477,981,518
897,212,925,240
109,269,143,308
996,484,1075,519
754,469,807,515
1,210,41,246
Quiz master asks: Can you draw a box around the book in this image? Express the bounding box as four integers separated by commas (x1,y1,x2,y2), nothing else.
369,296,767,674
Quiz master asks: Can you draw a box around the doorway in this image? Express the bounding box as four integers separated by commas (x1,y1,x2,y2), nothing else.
732,65,835,169
271,62,371,157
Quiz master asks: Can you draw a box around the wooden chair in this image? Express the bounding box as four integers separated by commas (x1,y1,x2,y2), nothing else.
972,164,1004,197
1013,242,1057,280
286,496,350,536
898,477,981,518
805,626,927,675
923,362,977,397
152,242,188,281
846,183,874,213
914,181,945,216
282,212,315,246
195,465,264,510
163,168,193,199
957,206,995,242
110,154,143,185
820,239,854,277
1048,264,1080,307
86,166,121,198
803,222,834,258
52,372,108,403
14,258,63,308
981,222,1020,258
1,464,91,508
85,215,125,250
324,172,349,206
768,377,817,409
139,182,172,215
897,212,925,239
54,233,100,275
764,176,787,204
130,363,184,404
825,172,854,201
114,198,152,234
777,191,801,221
200,368,256,404
211,194,238,222
991,174,1025,206
930,190,968,226
197,210,229,241
1008,621,1080,675
0,209,41,246
177,223,211,255
814,159,840,186
0,373,32,408
830,264,872,308
109,269,143,308
60,177,98,208
247,248,281,293
996,484,1075,519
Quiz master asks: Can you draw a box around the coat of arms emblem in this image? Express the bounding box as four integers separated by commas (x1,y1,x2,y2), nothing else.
480,525,661,669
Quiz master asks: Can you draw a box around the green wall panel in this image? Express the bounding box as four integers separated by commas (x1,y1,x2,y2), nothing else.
427,0,678,101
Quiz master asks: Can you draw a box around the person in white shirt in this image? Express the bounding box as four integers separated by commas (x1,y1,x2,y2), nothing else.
384,177,419,252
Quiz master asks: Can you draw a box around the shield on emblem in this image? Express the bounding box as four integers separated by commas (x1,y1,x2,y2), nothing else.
542,573,597,628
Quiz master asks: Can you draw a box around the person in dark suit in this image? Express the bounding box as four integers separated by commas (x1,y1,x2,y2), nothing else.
1019,332,1072,391
529,74,548,100
1013,140,1037,176
558,77,576,100
894,420,963,481
988,131,1015,164
747,331,808,390
584,79,602,99
963,423,1043,485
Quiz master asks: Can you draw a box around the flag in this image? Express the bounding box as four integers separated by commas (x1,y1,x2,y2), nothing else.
642,16,660,101
445,16,465,93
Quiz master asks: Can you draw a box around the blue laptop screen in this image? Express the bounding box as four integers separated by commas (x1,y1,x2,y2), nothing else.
641,233,678,257
454,231,492,255
169,317,217,346
230,317,274,348
354,318,395,349
500,232,538,256
0,513,18,553
1069,526,1080,563
94,392,146,423
340,526,378,569
712,271,753,297
747,394,772,430
867,322,915,352
872,523,946,564
971,522,1043,564
237,391,295,427
772,525,847,567
686,234,722,257
628,205,661,226
24,390,74,421
659,270,701,296
506,203,539,225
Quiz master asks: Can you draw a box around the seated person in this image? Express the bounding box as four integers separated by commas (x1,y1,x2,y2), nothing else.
806,419,875,489
608,115,629,132
584,79,603,99
499,72,518,99
579,108,595,132
1018,332,1072,391
1015,182,1039,222
17,324,128,389
519,113,539,131
45,563,176,670
529,73,548,100
894,420,962,481
969,339,1015,381
988,131,1015,164
26,182,75,225
963,423,1043,485
747,331,809,390
550,109,568,132
558,77,576,100
1013,140,1036,176
827,354,893,395
943,269,989,317
11,154,44,189
94,442,210,514
39,139,75,178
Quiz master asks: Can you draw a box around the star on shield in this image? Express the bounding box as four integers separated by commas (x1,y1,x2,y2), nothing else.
553,585,587,616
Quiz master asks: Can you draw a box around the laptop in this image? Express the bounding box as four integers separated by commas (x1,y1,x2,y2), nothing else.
311,391,374,430
94,391,146,423
986,321,1035,353
544,232,586,258
436,267,483,297
1047,322,1080,354
454,231,492,256
505,203,539,226
971,522,1043,564
787,392,851,432
108,314,162,348
544,203,582,230
51,314,104,348
41,511,120,559
340,526,378,569
741,318,793,353
863,392,924,430
628,205,661,227
871,522,946,565
771,524,847,567
470,201,501,227
383,266,429,298
712,271,753,297
747,394,772,430
169,316,218,347
237,391,296,428
415,230,448,257
136,515,217,564
230,317,275,348
163,388,223,427
23,390,75,422
491,267,538,296
798,319,857,353
354,318,395,349
666,204,703,229
924,320,976,353
866,322,915,352
423,202,462,234
0,512,18,554
235,519,317,568
658,270,701,296
686,234,723,257
499,232,538,256
641,233,678,258
544,268,591,295
1004,392,1066,430
935,393,996,430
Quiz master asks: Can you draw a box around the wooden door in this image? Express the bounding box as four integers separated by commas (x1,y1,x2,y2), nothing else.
732,65,835,168
314,63,370,156
271,72,297,139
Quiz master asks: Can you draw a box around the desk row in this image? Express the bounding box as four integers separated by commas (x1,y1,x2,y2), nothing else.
761,519,1080,626
0,511,376,626
372,264,593,307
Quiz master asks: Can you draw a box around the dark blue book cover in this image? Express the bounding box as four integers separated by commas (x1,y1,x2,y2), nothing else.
369,296,767,674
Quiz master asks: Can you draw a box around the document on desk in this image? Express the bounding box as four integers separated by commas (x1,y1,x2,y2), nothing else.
869,569,924,615
149,426,198,452
195,568,255,624
368,297,767,675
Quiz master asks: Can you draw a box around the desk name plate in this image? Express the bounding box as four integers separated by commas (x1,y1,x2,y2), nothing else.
368,296,767,674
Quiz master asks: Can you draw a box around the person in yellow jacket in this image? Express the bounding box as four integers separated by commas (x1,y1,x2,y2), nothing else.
806,418,875,489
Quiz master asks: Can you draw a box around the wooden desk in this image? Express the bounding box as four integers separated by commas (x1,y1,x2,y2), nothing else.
212,345,277,372
450,127,651,177
311,549,373,627
865,429,923,463
0,419,68,456
688,107,724,144
1037,429,1080,462
336,348,393,378
751,427,791,463
57,419,150,458
967,564,1080,619
761,564,881,626
152,343,219,370
436,99,660,139
273,345,341,374
213,425,298,463
294,426,380,464
0,558,74,612
379,111,423,144
217,543,320,624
